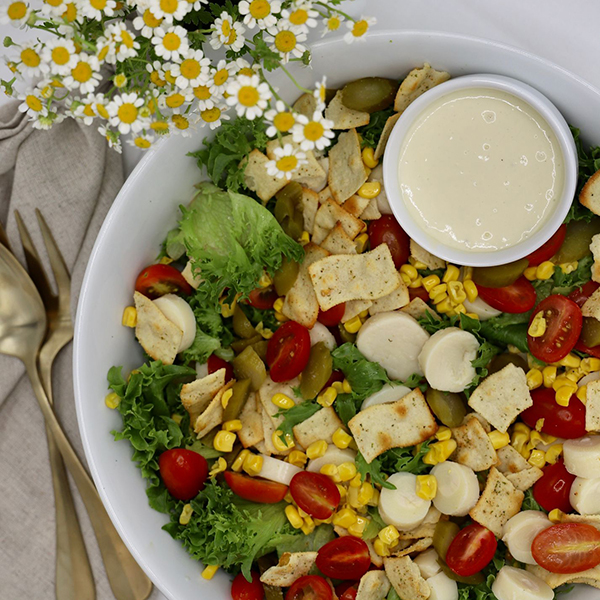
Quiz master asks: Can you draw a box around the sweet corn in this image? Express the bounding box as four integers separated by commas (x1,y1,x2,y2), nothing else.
105,392,120,409
463,279,478,303
359,310,370,320
202,565,219,580
430,283,448,297
287,450,308,468
514,422,531,436
347,485,361,509
317,386,338,407
336,484,347,500
362,146,379,168
577,385,587,404
465,312,480,320
549,509,564,523
454,303,467,315
545,444,563,465
552,375,577,391
273,297,285,313
220,299,236,318
431,291,448,305
559,353,581,369
344,316,363,334
540,432,557,444
526,369,543,390
223,419,243,432
368,488,380,507
488,430,510,450
357,181,381,199
416,475,438,500
338,461,358,482
528,312,547,338
243,453,263,477
333,507,357,529
306,440,328,460
285,505,304,529
565,368,582,383
209,457,227,477
213,430,236,452
179,503,193,525
122,306,137,328
560,261,578,274
221,388,233,409
284,491,294,503
255,322,273,340
355,232,369,254
358,482,374,505
581,357,600,374
542,366,557,388
349,473,363,488
332,381,344,394
448,281,467,305
436,427,452,441
342,379,352,394
320,463,341,482
272,430,295,452
409,257,428,270
528,449,546,469
258,272,272,288
299,230,310,245
511,432,529,454
374,538,390,557
442,265,460,283
534,419,545,432
400,273,412,285
159,256,173,265
536,261,555,280
524,266,538,281
378,524,400,545
435,298,453,314
231,449,250,472
423,440,457,465
400,264,419,281
408,276,423,289
302,516,316,536
272,393,295,410
171,413,183,425
422,274,441,292
555,386,574,407
348,515,368,537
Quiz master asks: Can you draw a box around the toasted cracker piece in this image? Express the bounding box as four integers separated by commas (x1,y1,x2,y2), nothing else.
342,195,371,218
451,414,498,471
527,563,600,590
293,92,318,118
181,261,202,289
580,169,600,216
293,406,344,449
265,137,326,190
469,467,524,537
410,240,446,270
260,552,318,587
384,556,430,600
560,513,600,529
392,538,433,558
328,129,369,203
254,440,269,455
318,187,333,204
342,299,373,323
261,404,277,455
282,243,330,328
238,393,264,448
360,198,382,221
194,380,234,438
312,199,365,245
590,234,600,283
309,244,400,312
301,188,319,234
348,389,438,463
134,291,182,365
374,113,401,160
401,298,440,321
355,570,390,600
394,63,450,112
325,90,371,130
465,412,492,433
321,222,358,255
180,368,226,423
369,273,410,315
496,444,532,474
583,287,600,320
365,539,384,568
587,380,600,432
506,467,543,491
468,363,532,433
258,375,302,428
242,149,288,203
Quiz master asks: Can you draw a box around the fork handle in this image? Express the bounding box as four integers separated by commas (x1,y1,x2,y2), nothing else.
24,360,153,600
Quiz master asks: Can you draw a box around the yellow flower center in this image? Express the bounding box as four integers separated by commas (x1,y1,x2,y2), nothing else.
117,103,138,124
304,121,324,142
226,29,237,46
238,86,259,107
40,85,54,99
143,9,162,27
151,120,169,132
52,46,71,66
289,9,308,25
115,1,124,9
193,85,211,100
327,16,340,31
134,137,151,148
165,93,184,108
172,114,189,129
249,0,270,19
160,0,177,14
72,61,93,82
97,45,109,61
180,58,201,79
202,107,221,123
90,0,107,10
213,68,229,86
273,112,294,132
275,31,297,53
8,2,27,20
164,70,177,84
63,3,77,21
25,95,42,112
121,30,134,48
96,103,109,118
114,73,127,87
83,104,95,117
238,67,254,77
352,20,369,37
221,19,231,36
45,0,63,7
21,48,40,68
276,155,298,172
150,71,166,86
162,32,181,51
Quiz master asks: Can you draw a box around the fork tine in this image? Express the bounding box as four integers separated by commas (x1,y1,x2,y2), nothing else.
0,219,12,252
35,209,71,299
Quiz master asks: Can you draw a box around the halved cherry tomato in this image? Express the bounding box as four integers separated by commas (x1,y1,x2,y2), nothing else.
335,582,358,600
476,277,536,314
368,215,410,268
525,225,567,266
286,575,332,600
158,448,208,501
409,286,430,303
445,523,497,577
532,523,600,574
207,354,234,382
248,287,278,310
568,280,600,308
290,471,341,520
575,340,600,359
527,295,582,363
223,471,288,504
318,303,346,327
231,571,264,600
316,537,371,580
521,387,586,439
135,264,192,299
532,460,576,513
266,321,311,382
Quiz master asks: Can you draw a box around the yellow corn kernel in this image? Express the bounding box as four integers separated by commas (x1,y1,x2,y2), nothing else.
306,440,328,460
332,381,344,394
549,509,564,524
400,264,419,281
122,306,137,328
555,386,574,407
436,427,452,441
338,461,358,482
423,440,457,465
220,299,236,318
577,385,588,404
528,312,547,338
358,481,374,505
511,432,529,454
430,283,448,297
284,491,294,503
409,257,428,270
213,430,236,452
534,419,545,432
442,265,460,283
447,281,467,305
347,485,361,509
355,232,369,254
336,484,347,500
552,376,577,392
422,274,441,292
559,353,581,369
302,516,316,536
524,266,538,281
559,261,578,274
272,393,295,410
527,432,542,451
255,322,273,340
231,449,250,472
362,146,379,169
272,430,295,452
258,273,272,289
349,473,363,488
333,507,357,529
273,297,285,313
463,279,478,303
223,419,243,432
344,316,363,334
581,357,600,374
416,475,438,501
171,413,183,425
299,230,310,245
342,379,352,394
542,366,557,388
431,291,448,306
488,430,510,450
373,538,390,557
159,256,173,265
243,453,263,477
536,261,555,280
348,515,368,537
545,444,563,465
540,432,557,444
105,392,120,409
435,298,453,314
565,368,583,383
285,505,304,529
526,369,543,390
202,565,219,580
221,388,233,409
465,312,480,320
179,503,193,525
317,386,338,407
368,487,380,507
378,524,400,545
209,457,227,477
528,449,546,469
454,303,467,316
513,422,531,436
400,272,412,285
357,181,381,199
320,463,341,483
288,450,308,468
408,276,423,289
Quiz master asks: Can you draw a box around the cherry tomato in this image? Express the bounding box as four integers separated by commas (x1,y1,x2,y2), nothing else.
575,340,600,359
290,471,341,520
527,295,582,363
532,523,600,574
316,537,371,580
334,582,358,600
158,448,208,501
286,575,332,600
207,354,234,382
135,264,192,299
525,225,567,266
224,471,288,504
231,572,264,600
532,460,576,513
318,303,346,327
568,280,600,308
266,321,311,383
248,287,278,310
476,277,536,314
409,286,430,303
368,215,410,268
521,387,586,439
445,523,498,577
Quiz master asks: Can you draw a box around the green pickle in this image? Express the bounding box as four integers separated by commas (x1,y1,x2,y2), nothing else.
252,339,269,361
223,378,252,422
555,218,600,263
233,304,257,339
433,520,460,560
438,561,485,585
274,257,300,296
472,258,528,288
425,389,467,428
338,322,356,344
232,346,266,391
231,334,263,353
488,353,528,374
299,342,333,400
581,317,600,347
275,182,304,241
341,77,399,113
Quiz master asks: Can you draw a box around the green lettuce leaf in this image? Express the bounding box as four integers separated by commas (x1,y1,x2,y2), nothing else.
566,126,600,223
275,400,321,439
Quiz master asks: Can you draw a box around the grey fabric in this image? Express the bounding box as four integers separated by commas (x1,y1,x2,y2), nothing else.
0,101,161,599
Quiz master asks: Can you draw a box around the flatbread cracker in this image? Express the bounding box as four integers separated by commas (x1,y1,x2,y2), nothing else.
580,168,600,216
258,375,302,428
238,393,264,448
318,187,333,204
342,195,371,218
401,297,439,321
392,538,433,558
505,467,543,491
301,187,319,234
181,261,202,289
260,552,318,587
328,129,369,203
293,92,318,118
586,379,600,432
325,90,370,130
312,199,365,245
527,563,600,590
355,570,390,600
394,63,450,112
293,407,344,449
320,223,358,255
342,299,373,323
384,556,430,600
194,381,234,438
242,149,287,203
360,198,382,221
451,414,498,471
590,234,600,283
369,273,410,314
374,112,401,160
582,287,600,320
410,239,446,270
180,368,226,423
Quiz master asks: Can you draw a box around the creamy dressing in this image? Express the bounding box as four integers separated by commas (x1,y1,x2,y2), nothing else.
398,87,564,252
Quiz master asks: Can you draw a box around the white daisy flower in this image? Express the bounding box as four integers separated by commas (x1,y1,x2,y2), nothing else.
158,88,193,111
182,0,208,11
171,48,210,89
321,13,343,37
41,38,77,76
151,25,189,62
98,125,122,153
63,53,102,94
145,60,170,89
233,57,259,78
265,21,307,63
210,12,245,52
266,144,307,180
69,92,109,125
79,0,117,20
127,132,155,149
170,111,197,137
238,0,281,30
0,1,31,27
40,0,68,19
31,110,65,130
18,89,47,119
281,2,319,34
292,110,335,151
209,59,236,95
107,92,148,134
149,118,171,136
226,74,272,120
132,8,164,38
104,22,141,62
57,2,83,27
192,82,219,112
264,100,296,137
147,0,189,24
313,75,327,109
344,15,376,44
16,41,49,78
199,104,230,130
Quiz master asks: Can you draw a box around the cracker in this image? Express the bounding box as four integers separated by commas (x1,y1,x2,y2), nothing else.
394,63,450,112
258,375,302,428
496,445,544,491
181,261,202,289
451,414,498,471
591,234,600,284
383,556,430,600
355,570,390,600
527,563,600,590
583,287,600,320
180,368,226,423
293,407,344,449
242,149,288,203
312,199,365,244
392,538,433,558
238,393,264,448
320,222,358,255
369,273,410,315
325,90,370,130
360,198,382,221
194,381,234,438
410,240,446,270
342,195,371,218
328,129,369,203
580,168,600,216
293,92,318,118
301,187,319,234
374,113,401,160
260,552,318,587
261,404,278,455
401,297,440,321
586,379,600,433
505,467,543,492
342,299,373,323
318,187,333,204
365,539,384,568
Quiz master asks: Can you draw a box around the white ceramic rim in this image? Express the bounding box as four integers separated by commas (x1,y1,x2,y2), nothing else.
382,73,578,267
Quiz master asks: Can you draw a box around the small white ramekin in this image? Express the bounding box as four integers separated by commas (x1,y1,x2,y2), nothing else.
382,74,578,267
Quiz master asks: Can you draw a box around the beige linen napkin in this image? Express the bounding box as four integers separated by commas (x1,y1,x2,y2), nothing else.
0,101,160,599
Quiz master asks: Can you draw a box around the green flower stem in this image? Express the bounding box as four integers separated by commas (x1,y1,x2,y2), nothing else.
315,1,356,22
279,64,312,95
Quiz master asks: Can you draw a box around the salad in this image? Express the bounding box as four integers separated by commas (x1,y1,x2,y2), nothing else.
107,64,600,600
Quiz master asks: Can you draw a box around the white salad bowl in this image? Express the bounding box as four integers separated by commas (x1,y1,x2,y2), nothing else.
74,30,600,600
